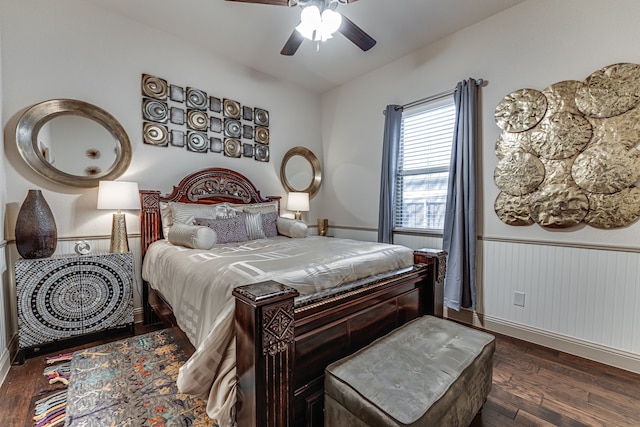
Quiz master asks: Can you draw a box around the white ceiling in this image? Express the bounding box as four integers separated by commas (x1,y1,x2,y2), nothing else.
86,0,524,93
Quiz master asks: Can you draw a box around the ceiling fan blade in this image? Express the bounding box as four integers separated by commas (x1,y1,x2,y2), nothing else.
338,15,376,51
281,29,305,56
225,0,292,5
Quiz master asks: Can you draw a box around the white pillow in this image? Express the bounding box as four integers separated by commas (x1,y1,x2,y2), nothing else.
169,202,234,226
168,223,217,249
160,202,172,239
230,201,279,215
277,217,308,238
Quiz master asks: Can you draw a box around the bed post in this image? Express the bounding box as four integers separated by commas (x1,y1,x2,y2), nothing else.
413,248,447,318
233,281,299,427
140,190,162,324
139,190,162,256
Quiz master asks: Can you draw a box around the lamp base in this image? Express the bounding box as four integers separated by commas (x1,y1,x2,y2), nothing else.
317,218,328,236
294,211,302,220
110,213,130,253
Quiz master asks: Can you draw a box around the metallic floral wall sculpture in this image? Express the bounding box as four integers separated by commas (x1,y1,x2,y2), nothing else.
493,63,640,229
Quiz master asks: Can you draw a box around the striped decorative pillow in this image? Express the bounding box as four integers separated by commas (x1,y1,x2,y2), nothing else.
244,212,266,240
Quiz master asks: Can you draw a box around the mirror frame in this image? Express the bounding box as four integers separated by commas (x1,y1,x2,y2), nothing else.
16,99,132,188
280,146,322,199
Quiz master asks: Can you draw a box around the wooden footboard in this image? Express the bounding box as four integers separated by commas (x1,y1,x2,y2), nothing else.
233,252,444,427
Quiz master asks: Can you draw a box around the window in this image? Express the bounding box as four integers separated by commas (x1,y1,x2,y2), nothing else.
394,95,456,232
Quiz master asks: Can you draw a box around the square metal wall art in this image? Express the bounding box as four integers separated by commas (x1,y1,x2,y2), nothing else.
170,107,185,125
170,85,184,102
224,138,242,158
140,74,270,162
142,74,168,100
210,137,223,153
171,129,185,147
143,122,168,146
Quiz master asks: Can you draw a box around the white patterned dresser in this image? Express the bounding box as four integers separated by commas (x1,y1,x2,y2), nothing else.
15,252,134,362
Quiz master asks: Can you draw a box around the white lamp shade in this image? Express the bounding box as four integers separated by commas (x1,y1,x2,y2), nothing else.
296,5,321,40
296,5,342,41
97,181,141,210
321,9,342,40
287,192,309,212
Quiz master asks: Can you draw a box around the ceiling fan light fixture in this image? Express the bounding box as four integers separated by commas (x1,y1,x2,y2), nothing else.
296,5,321,40
296,5,342,42
320,8,342,40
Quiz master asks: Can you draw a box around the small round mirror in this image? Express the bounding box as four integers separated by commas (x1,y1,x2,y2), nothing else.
280,146,321,199
16,99,131,187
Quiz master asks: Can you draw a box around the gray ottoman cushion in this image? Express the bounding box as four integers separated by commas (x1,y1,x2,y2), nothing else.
325,316,495,426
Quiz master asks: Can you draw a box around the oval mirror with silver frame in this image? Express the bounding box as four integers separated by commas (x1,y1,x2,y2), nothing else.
16,99,132,188
280,146,322,199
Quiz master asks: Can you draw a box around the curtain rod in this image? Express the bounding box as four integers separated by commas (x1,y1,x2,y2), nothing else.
395,78,485,111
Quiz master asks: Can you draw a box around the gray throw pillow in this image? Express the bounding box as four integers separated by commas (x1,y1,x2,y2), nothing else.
195,214,249,244
262,211,278,237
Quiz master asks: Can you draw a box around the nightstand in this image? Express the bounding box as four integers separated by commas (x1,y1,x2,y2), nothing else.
15,252,134,362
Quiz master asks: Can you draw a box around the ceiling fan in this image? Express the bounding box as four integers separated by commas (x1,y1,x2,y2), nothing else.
225,0,376,56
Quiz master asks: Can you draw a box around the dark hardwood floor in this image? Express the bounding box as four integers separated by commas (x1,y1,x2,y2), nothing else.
1,324,639,426
470,332,640,426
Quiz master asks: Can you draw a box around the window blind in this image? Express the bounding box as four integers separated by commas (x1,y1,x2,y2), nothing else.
395,97,455,231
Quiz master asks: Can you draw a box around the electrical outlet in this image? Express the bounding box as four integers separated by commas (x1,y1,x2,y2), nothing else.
514,291,525,307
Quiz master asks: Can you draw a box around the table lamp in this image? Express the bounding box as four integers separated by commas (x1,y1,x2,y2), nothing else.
97,181,140,253
287,192,309,220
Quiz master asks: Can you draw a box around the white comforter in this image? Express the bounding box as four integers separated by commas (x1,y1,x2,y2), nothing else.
142,236,413,426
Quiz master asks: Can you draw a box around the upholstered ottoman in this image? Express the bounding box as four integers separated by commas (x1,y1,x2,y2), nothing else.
324,316,495,427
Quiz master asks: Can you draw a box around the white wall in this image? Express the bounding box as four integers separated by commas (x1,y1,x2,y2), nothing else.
1,0,322,240
0,18,9,385
320,0,640,372
0,0,322,370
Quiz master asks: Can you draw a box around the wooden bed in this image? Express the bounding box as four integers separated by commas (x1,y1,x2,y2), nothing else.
139,167,446,427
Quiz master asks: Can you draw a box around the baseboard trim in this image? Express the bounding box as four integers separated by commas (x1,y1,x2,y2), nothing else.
134,307,144,324
0,348,11,387
445,308,640,374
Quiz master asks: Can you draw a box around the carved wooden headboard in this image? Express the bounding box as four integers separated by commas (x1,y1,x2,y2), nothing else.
139,167,281,258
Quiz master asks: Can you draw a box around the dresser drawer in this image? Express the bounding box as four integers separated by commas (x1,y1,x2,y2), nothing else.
15,252,134,354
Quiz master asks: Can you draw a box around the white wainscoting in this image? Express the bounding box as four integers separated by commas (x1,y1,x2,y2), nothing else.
335,228,640,373
0,243,9,386
474,238,640,373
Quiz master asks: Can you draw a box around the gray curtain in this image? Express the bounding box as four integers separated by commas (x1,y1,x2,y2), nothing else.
378,105,403,243
443,79,479,311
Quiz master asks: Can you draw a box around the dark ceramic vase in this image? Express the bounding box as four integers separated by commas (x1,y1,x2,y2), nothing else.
15,189,57,259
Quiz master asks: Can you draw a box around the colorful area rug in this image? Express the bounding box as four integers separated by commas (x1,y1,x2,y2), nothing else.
34,329,218,427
